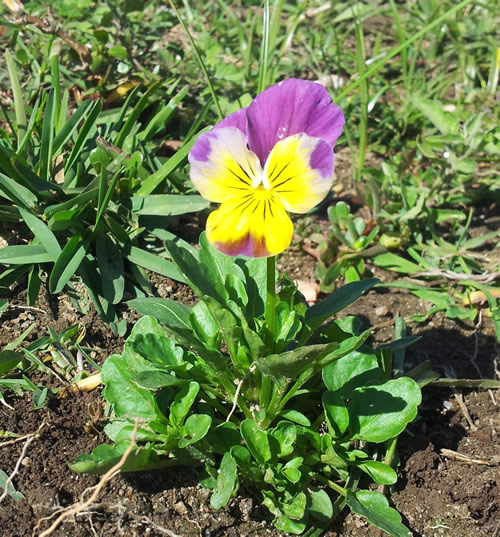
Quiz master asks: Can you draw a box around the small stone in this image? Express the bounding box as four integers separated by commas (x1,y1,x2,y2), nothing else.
375,305,388,316
174,501,187,514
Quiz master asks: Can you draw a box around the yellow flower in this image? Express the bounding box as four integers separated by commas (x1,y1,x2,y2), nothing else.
189,79,344,257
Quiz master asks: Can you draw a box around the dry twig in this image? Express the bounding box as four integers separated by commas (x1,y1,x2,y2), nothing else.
226,365,256,423
453,391,478,431
0,421,46,448
0,421,46,504
2,0,91,63
440,448,500,466
34,421,140,537
417,268,500,283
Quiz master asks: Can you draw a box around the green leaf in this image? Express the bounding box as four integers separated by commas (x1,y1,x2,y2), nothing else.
169,381,199,426
52,100,94,157
102,353,166,422
357,460,397,485
69,442,165,475
19,208,61,262
210,452,238,509
322,390,349,438
0,171,37,209
127,321,184,369
96,234,125,304
124,245,185,283
349,377,422,443
0,350,23,375
307,488,333,523
109,45,128,58
237,256,267,318
198,233,247,300
66,100,102,172
139,85,189,142
279,409,311,426
133,370,185,389
128,194,209,215
179,413,212,448
346,490,411,537
412,95,459,135
256,343,339,385
127,298,200,349
333,3,377,22
372,253,422,274
0,469,24,501
49,236,88,293
270,423,298,457
44,187,99,219
0,244,52,265
398,193,426,223
305,278,379,332
115,82,160,149
461,229,500,250
27,265,41,306
322,348,381,397
189,300,220,350
241,419,271,462
136,127,210,195
39,89,56,182
5,50,27,148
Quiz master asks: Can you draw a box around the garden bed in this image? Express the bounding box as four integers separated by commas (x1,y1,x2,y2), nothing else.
0,230,498,537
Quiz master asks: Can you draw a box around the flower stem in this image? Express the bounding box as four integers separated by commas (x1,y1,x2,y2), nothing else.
265,255,277,345
313,473,348,498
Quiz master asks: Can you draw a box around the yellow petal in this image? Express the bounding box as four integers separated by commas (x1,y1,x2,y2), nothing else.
206,189,293,257
264,133,334,214
188,127,262,203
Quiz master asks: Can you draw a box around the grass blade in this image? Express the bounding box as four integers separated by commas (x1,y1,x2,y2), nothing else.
336,0,474,101
39,89,56,182
0,245,52,264
18,207,62,262
66,99,103,173
136,127,210,195
124,245,185,283
138,85,189,143
96,234,125,304
52,100,93,157
114,81,161,149
5,50,27,149
49,236,88,293
128,194,209,215
0,171,37,209
168,0,223,120
257,0,271,93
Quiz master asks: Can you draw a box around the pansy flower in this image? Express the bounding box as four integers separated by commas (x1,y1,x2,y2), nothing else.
189,78,345,257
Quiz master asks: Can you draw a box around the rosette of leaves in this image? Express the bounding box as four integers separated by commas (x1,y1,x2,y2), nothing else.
72,234,421,537
315,201,383,293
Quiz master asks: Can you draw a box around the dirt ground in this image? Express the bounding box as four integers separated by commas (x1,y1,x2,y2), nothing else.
0,213,499,537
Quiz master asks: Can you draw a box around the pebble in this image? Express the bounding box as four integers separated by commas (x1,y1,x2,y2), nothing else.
174,501,187,514
375,305,388,316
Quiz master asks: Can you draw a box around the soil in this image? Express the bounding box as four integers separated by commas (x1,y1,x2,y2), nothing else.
0,215,499,537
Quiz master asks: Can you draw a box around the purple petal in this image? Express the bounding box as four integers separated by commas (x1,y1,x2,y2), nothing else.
215,108,249,136
190,131,218,162
310,140,334,178
246,79,344,164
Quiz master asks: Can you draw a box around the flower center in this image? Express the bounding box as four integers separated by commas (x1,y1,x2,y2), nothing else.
250,164,272,191
252,184,273,200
